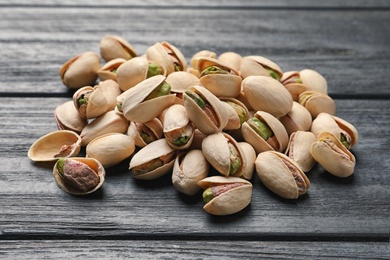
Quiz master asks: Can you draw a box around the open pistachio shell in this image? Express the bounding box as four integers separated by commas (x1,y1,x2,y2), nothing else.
198,176,252,216
279,101,312,136
255,151,310,199
240,55,283,80
332,115,359,149
218,51,242,73
285,131,316,172
238,142,256,180
129,138,176,180
299,91,336,119
146,41,187,75
190,50,217,70
242,75,293,118
96,79,122,111
53,157,105,196
73,86,109,119
310,132,356,178
97,58,127,81
172,149,209,196
100,35,137,62
311,112,341,140
86,133,135,168
28,130,81,162
221,97,250,131
127,118,163,148
54,101,88,134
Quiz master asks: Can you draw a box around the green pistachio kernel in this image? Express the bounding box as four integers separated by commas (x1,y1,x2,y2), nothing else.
147,62,164,78
202,188,215,203
144,81,171,101
110,69,117,74
265,68,280,81
247,117,274,140
200,66,229,77
228,142,241,175
340,132,350,148
295,77,302,83
225,101,247,125
185,90,207,108
140,130,154,144
173,136,189,146
116,102,123,112
56,158,65,177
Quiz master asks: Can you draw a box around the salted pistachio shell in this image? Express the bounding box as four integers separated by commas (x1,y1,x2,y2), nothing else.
28,130,81,162
238,142,256,180
59,51,100,89
53,157,105,195
332,115,359,149
241,111,289,154
163,104,194,149
279,101,312,136
299,91,336,119
129,138,176,180
242,75,293,118
96,79,122,111
54,101,88,134
202,132,246,177
127,118,163,148
255,151,310,199
121,75,176,123
73,86,109,119
218,52,242,73
172,149,209,196
310,132,356,178
80,110,129,146
97,58,127,81
285,131,316,172
311,112,341,140
240,55,283,80
146,41,187,75
198,176,252,216
190,50,217,70
183,85,228,135
86,133,135,168
100,35,137,62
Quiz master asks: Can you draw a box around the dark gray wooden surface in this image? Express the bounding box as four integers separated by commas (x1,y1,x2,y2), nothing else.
0,1,389,259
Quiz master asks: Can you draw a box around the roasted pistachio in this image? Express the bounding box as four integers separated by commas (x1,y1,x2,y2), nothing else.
100,35,137,62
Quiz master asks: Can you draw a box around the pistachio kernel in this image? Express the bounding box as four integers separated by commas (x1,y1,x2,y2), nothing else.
185,90,207,108
228,142,241,175
340,132,351,149
202,183,245,203
147,62,164,78
144,81,171,101
77,90,92,107
265,68,280,81
247,117,274,140
200,66,229,77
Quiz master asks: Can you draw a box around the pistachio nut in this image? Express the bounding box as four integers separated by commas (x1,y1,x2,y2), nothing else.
237,142,256,180
310,132,356,178
53,157,105,195
285,131,316,172
187,129,207,150
166,71,200,104
146,41,187,75
59,51,101,89
172,149,209,196
73,86,109,119
221,97,250,130
198,176,252,216
190,50,217,71
129,138,176,180
97,58,127,81
218,51,242,72
127,118,163,148
96,79,122,111
279,101,312,136
240,55,283,80
255,151,310,199
299,91,336,119
99,35,137,62
332,115,359,149
54,101,88,134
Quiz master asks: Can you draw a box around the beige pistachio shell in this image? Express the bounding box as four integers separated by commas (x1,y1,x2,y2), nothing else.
127,118,163,148
100,35,137,62
80,110,129,146
279,101,312,136
310,132,356,178
300,69,328,93
311,112,341,140
163,104,194,149
129,138,176,180
97,58,127,81
96,79,122,111
255,151,310,199
280,71,309,101
54,101,88,134
183,85,228,135
187,129,207,150
242,76,293,118
198,176,252,216
59,51,101,89
240,55,283,80
166,71,200,94
218,52,242,73
73,86,109,119
236,91,253,111
238,142,256,180
190,50,217,70
332,115,359,149
221,97,250,131
299,91,336,119
146,41,187,75
285,131,316,172
121,75,176,123
86,133,135,168
172,149,209,196
201,132,246,177
53,157,105,195
28,130,81,162
241,111,289,154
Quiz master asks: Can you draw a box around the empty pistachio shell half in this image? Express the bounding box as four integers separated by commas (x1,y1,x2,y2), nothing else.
54,101,88,134
28,130,81,162
285,131,316,172
127,118,163,148
279,101,312,136
100,35,137,62
172,149,209,196
240,55,283,80
255,151,310,199
299,91,336,119
198,176,252,216
53,157,105,195
310,132,356,178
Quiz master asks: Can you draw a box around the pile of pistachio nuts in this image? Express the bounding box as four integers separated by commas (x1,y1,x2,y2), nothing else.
28,35,358,215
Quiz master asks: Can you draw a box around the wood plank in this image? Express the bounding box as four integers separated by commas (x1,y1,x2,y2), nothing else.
0,98,389,239
0,240,389,259
0,8,389,96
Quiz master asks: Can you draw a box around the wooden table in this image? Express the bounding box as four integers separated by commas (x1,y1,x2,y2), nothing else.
1,1,389,258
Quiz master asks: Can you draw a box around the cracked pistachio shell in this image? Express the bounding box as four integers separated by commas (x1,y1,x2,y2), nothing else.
28,130,81,162
97,58,127,81
332,115,359,149
279,101,312,136
86,133,135,168
221,97,250,131
146,41,187,75
310,132,356,177
59,51,101,89
285,131,316,172
242,76,293,118
255,151,310,199
96,79,122,111
240,55,283,80
73,86,109,119
53,157,105,196
129,138,176,180
100,35,137,62
127,118,163,148
183,85,229,135
299,91,336,119
54,101,88,134
202,132,246,177
120,75,176,123
241,111,289,154
80,110,129,146
166,71,200,94
172,149,209,196
218,51,242,73
197,57,242,98
198,176,252,216
238,142,256,180
190,50,217,71
116,57,167,92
